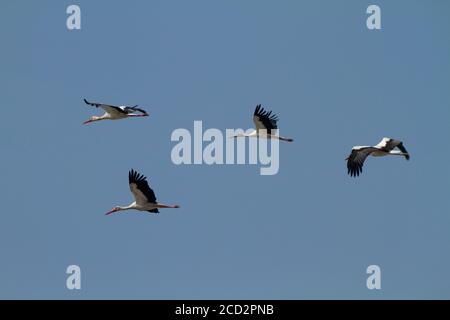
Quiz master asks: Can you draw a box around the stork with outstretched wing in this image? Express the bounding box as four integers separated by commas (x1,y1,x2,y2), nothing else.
105,169,180,215
231,104,293,142
83,99,149,124
346,137,410,177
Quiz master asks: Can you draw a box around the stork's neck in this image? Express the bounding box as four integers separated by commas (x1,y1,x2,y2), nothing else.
243,130,257,137
88,115,107,123
119,202,137,211
232,131,256,138
99,113,112,120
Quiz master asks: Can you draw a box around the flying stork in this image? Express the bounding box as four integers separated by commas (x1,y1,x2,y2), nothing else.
232,104,294,142
105,169,180,215
83,99,149,124
346,137,410,177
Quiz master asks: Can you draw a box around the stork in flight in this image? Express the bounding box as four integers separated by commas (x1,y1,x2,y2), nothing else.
346,137,410,177
232,104,294,142
105,169,180,215
83,99,149,124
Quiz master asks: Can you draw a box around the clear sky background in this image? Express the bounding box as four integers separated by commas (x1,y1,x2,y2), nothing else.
1,0,449,299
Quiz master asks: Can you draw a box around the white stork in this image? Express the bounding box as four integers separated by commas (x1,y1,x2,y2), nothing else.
105,169,180,215
346,137,410,177
83,99,149,124
232,104,294,142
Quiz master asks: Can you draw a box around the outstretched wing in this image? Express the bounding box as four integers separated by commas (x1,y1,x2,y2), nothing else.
375,137,410,160
253,104,279,134
128,169,157,206
346,147,378,177
84,99,127,116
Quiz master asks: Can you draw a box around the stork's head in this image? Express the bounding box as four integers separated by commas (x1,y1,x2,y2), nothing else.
83,116,101,125
105,206,121,215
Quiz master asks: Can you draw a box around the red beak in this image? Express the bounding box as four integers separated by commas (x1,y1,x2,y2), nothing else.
105,209,116,215
83,120,92,125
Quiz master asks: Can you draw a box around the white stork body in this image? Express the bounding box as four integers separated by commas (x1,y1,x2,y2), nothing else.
105,169,180,215
83,99,149,124
346,137,410,177
232,105,293,142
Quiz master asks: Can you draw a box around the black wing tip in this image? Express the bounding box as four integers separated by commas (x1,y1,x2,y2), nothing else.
255,104,268,115
397,143,410,161
346,149,366,177
347,160,363,177
128,169,134,183
348,168,362,177
84,98,98,107
254,104,262,115
129,169,147,183
254,104,279,122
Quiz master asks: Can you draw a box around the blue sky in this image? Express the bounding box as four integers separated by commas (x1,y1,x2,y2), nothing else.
0,0,449,299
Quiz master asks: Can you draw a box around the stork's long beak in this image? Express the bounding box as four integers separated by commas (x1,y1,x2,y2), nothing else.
105,209,116,215
83,120,93,125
